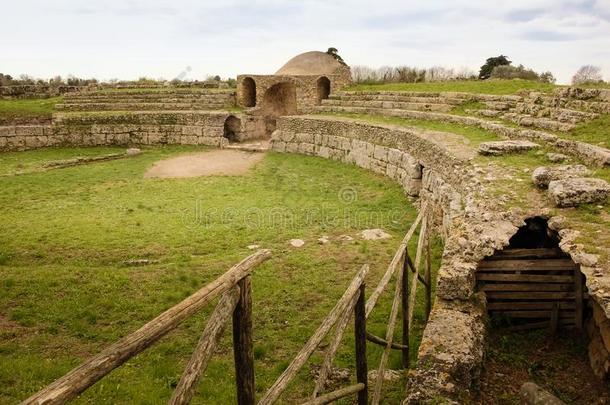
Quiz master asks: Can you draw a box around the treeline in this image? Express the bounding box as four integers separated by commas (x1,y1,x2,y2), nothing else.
0,74,236,88
351,65,477,84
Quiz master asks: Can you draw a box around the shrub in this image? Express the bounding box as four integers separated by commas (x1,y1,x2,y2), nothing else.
490,64,556,83
479,55,511,80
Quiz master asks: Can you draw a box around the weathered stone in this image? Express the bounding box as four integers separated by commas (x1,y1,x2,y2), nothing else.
520,382,566,405
478,140,540,156
531,164,590,188
126,148,142,156
548,177,610,207
368,369,402,385
547,152,569,163
360,229,392,240
289,239,305,248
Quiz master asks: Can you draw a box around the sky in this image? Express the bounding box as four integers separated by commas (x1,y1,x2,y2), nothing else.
1,0,609,84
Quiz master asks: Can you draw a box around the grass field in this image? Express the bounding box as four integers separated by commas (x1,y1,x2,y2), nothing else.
0,146,440,404
0,97,62,123
346,79,559,95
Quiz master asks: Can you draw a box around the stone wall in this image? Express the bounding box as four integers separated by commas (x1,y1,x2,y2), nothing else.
0,111,241,151
269,114,610,402
0,85,83,99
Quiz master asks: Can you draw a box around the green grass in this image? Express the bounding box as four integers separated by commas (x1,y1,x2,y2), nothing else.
0,146,441,404
567,114,610,147
346,79,559,95
317,111,501,146
0,97,62,123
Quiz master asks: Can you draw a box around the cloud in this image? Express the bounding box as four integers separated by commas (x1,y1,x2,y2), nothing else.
520,29,582,41
505,8,545,22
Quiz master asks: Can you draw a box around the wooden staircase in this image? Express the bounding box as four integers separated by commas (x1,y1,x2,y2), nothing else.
476,247,585,330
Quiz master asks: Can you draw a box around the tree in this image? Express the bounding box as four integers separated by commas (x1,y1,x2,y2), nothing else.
572,65,603,85
326,47,347,66
479,55,511,79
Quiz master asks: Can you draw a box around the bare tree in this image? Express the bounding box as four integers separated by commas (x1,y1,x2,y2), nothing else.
572,65,603,85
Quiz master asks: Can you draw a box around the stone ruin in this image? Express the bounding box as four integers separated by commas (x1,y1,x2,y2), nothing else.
2,50,610,403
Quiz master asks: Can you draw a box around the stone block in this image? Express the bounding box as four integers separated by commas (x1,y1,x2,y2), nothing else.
478,140,540,156
182,125,203,136
532,165,590,188
373,145,388,161
548,177,610,207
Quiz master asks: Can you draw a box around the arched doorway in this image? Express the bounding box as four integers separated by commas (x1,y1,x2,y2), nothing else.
241,77,256,107
261,82,297,134
316,76,331,105
223,115,241,142
476,217,585,331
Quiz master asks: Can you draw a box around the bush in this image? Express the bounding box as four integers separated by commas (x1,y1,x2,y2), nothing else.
490,64,556,83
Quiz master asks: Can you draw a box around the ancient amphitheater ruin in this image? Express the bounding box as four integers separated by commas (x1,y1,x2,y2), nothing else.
2,51,610,404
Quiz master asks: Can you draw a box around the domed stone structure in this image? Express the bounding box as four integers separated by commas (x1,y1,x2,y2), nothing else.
275,51,350,77
236,50,352,137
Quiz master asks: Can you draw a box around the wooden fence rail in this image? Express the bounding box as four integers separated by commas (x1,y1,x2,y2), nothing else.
21,250,271,405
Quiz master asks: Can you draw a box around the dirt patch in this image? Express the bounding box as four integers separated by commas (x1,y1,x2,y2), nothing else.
478,329,610,404
144,150,265,178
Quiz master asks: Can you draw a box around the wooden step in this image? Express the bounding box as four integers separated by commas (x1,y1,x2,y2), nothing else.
480,283,573,292
477,274,573,283
487,302,576,310
477,259,576,272
485,291,575,300
491,310,575,319
486,248,567,260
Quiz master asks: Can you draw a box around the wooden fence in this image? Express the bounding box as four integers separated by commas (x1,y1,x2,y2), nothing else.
21,206,435,405
21,250,272,405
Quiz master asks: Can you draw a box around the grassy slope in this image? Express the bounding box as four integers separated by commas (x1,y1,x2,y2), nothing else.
0,97,62,123
568,114,610,147
317,111,501,146
346,79,559,95
0,146,440,404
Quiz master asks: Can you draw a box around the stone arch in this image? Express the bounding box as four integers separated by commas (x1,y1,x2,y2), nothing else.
241,77,256,107
223,115,242,142
261,82,297,134
316,76,331,105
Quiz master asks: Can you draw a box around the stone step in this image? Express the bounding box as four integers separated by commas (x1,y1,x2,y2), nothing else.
67,93,234,100
55,103,232,111
63,96,233,103
321,99,453,112
502,113,576,132
224,140,270,152
328,94,465,105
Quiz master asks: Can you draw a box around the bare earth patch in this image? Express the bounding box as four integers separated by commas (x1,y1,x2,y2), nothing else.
144,150,265,178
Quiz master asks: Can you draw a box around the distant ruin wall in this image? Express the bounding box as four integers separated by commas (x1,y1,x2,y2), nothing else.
0,85,84,99
0,111,242,151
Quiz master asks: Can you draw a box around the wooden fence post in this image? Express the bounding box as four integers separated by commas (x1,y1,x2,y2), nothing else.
425,237,432,322
354,284,368,405
233,275,255,405
401,249,410,369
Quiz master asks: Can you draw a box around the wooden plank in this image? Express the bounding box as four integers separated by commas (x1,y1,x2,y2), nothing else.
300,383,365,405
490,310,575,319
312,291,358,398
487,248,566,260
366,332,408,350
401,249,409,369
487,302,575,310
354,285,368,405
480,283,573,292
21,249,272,405
477,259,576,271
233,276,255,405
365,210,423,318
258,265,369,405
477,274,573,283
169,287,240,405
575,265,583,331
485,291,575,300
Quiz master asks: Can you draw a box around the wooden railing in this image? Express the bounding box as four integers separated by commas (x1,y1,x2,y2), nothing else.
21,250,272,405
21,206,434,405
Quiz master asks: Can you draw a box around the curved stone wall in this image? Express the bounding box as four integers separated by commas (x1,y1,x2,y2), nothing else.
269,114,610,403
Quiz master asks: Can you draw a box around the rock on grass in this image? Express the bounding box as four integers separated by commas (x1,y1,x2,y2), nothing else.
531,164,590,188
548,177,610,207
478,140,540,156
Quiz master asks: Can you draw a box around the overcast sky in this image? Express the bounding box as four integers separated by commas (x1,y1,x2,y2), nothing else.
1,0,609,84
